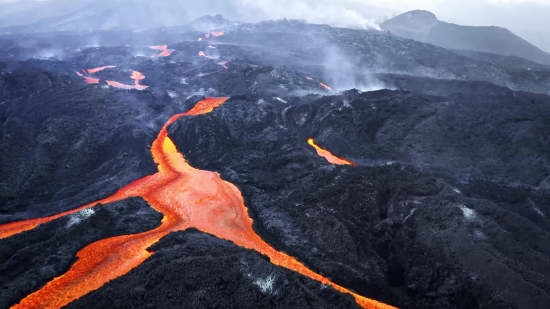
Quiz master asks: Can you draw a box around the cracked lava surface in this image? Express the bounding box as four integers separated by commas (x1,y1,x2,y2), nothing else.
0,98,393,309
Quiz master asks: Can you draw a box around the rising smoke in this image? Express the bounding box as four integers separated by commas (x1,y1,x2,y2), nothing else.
322,45,385,92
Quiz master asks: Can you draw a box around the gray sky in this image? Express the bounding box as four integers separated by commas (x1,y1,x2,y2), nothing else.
1,0,549,50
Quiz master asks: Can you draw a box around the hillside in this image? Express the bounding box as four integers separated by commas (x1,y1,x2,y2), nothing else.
380,10,550,65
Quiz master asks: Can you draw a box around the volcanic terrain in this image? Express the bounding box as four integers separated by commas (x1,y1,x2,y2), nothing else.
0,14,549,309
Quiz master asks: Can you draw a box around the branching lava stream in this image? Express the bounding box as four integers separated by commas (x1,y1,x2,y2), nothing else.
2,98,393,309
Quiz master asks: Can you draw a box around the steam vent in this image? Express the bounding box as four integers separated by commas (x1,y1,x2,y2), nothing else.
1,4,550,309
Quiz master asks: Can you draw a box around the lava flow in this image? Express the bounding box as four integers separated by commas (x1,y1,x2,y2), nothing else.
149,45,174,57
320,82,333,91
75,71,100,84
308,138,355,165
2,98,390,309
199,51,213,59
305,76,333,91
220,61,228,69
106,71,148,90
85,66,116,74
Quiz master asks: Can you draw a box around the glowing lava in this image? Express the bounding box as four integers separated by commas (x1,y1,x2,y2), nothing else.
304,76,332,91
308,138,354,165
2,99,391,309
75,71,100,84
106,71,148,90
149,45,174,57
85,66,116,74
320,82,333,91
199,51,213,59
211,31,224,37
220,61,228,69
205,33,211,38
130,71,145,85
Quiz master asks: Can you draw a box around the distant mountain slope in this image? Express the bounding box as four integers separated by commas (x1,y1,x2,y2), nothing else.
380,10,550,65
1,0,190,32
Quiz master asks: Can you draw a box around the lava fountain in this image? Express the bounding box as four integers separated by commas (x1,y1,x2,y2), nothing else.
308,138,354,165
2,99,390,309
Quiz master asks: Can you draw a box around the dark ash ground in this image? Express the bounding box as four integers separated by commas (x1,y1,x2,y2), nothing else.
1,16,549,309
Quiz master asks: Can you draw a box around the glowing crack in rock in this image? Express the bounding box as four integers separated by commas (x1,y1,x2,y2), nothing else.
207,46,216,49
220,61,228,69
1,98,394,309
205,33,211,38
211,31,224,37
308,138,355,165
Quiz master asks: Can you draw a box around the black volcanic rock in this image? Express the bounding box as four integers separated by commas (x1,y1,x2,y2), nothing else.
67,230,362,309
0,198,162,308
381,10,550,65
0,16,549,309
168,88,550,309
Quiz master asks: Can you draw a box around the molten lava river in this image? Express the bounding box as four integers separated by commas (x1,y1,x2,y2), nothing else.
0,98,394,309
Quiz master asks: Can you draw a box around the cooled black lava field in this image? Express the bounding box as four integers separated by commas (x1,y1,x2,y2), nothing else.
1,15,550,309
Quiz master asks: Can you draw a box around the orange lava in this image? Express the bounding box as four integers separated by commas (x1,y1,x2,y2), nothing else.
308,138,354,165
3,99,392,309
149,45,174,57
104,71,148,90
149,45,167,51
130,71,145,85
205,33,211,38
305,76,313,80
199,51,213,59
211,31,224,37
85,66,116,74
220,61,228,69
320,82,332,91
105,80,148,90
84,77,100,84
75,71,100,84
197,73,205,77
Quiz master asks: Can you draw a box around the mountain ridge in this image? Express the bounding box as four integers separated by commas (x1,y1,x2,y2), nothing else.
380,10,550,65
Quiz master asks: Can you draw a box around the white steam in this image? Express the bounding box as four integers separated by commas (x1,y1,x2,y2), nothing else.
66,208,95,228
322,45,385,92
237,0,381,30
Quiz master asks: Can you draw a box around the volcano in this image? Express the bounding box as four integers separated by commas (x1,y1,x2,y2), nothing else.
0,12,550,309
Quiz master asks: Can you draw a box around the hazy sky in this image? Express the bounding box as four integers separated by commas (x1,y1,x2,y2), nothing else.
1,0,549,50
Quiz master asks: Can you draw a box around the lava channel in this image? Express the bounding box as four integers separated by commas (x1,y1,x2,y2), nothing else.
2,98,390,309
308,138,355,165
